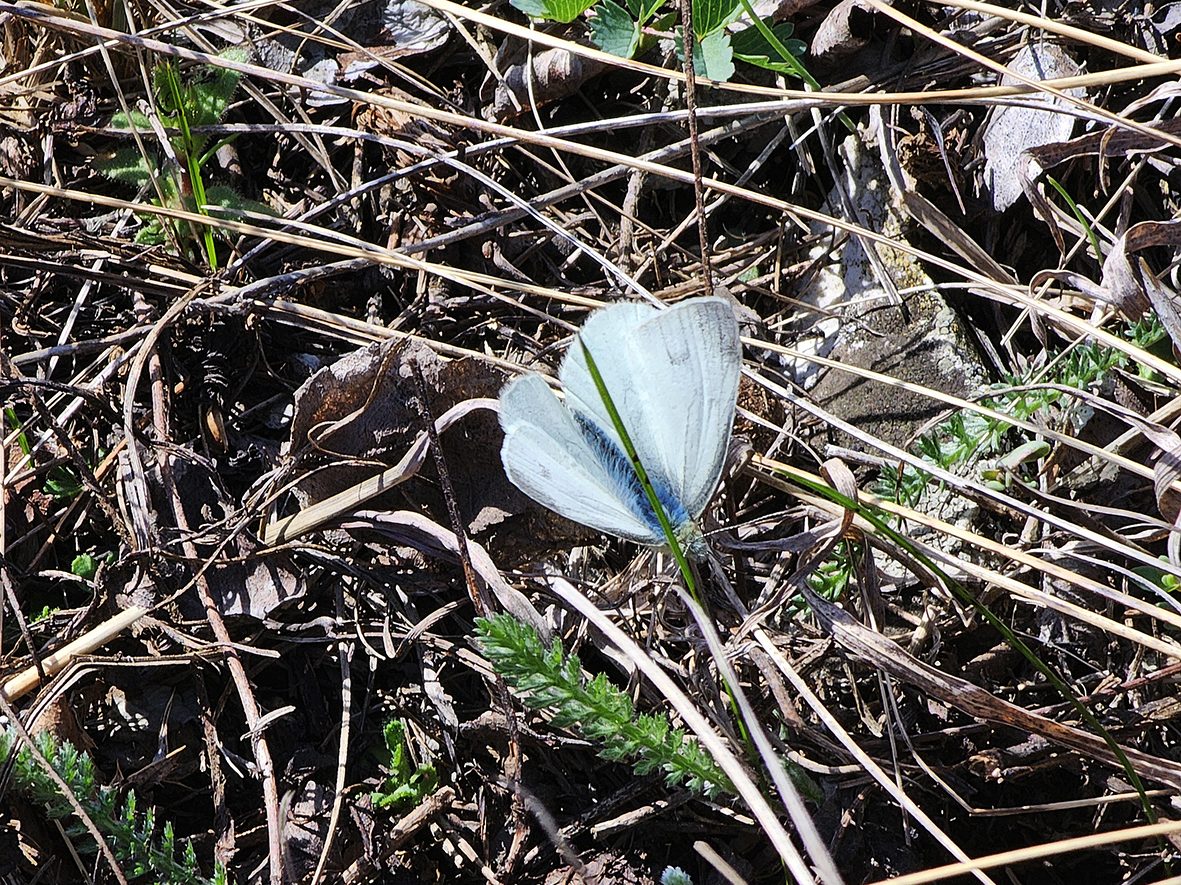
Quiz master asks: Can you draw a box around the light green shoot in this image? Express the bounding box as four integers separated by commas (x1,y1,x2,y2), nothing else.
1046,175,1104,265
97,48,267,269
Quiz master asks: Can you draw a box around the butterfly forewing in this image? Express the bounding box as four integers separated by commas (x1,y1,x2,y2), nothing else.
632,297,741,518
561,297,740,522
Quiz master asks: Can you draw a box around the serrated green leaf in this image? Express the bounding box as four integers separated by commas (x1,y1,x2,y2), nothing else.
202,185,273,217
511,0,597,23
134,220,169,245
110,108,157,132
94,145,154,187
590,0,640,58
731,19,806,74
186,53,245,128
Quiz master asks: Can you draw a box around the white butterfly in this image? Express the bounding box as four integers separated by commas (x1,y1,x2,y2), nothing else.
498,296,742,552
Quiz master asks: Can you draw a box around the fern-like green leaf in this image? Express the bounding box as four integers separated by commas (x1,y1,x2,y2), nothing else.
0,726,222,884
475,614,733,797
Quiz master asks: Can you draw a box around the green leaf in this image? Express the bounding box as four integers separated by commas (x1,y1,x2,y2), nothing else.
511,0,597,23
591,0,640,58
44,466,82,500
71,553,98,580
695,29,734,79
730,19,806,73
202,185,273,217
186,48,247,129
134,219,169,246
109,108,158,132
370,719,438,811
691,0,738,38
94,145,154,187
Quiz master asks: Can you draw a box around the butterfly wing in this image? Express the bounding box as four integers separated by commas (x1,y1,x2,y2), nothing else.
499,374,661,544
562,297,741,521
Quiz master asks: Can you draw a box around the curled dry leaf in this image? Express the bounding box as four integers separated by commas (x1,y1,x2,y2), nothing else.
1021,111,1181,253
485,45,608,121
275,337,589,561
810,0,892,62
1031,219,1181,352
279,338,513,537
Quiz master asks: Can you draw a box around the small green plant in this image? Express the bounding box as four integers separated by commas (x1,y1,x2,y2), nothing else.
662,867,693,885
475,614,731,796
71,551,113,580
0,727,225,884
3,408,95,501
370,719,439,810
803,541,855,614
1133,557,1181,596
44,462,84,500
1046,175,1103,265
513,0,807,82
877,329,1154,508
97,48,267,270
31,605,59,624
873,461,931,509
4,406,32,457
977,439,1051,491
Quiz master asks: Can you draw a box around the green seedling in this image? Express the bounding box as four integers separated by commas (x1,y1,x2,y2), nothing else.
662,867,694,885
31,605,59,625
44,463,84,500
800,540,855,616
4,409,97,501
4,407,32,458
71,551,113,581
370,719,439,810
513,0,807,82
978,439,1050,492
97,48,268,270
873,461,932,509
1046,175,1103,265
0,727,224,884
880,332,1148,509
1133,558,1181,596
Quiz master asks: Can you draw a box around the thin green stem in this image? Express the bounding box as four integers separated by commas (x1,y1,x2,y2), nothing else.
159,62,218,270
577,338,753,749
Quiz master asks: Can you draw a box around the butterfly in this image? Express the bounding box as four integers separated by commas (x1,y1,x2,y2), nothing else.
498,296,742,553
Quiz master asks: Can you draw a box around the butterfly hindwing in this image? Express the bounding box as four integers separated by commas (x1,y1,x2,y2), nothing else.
498,374,660,544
